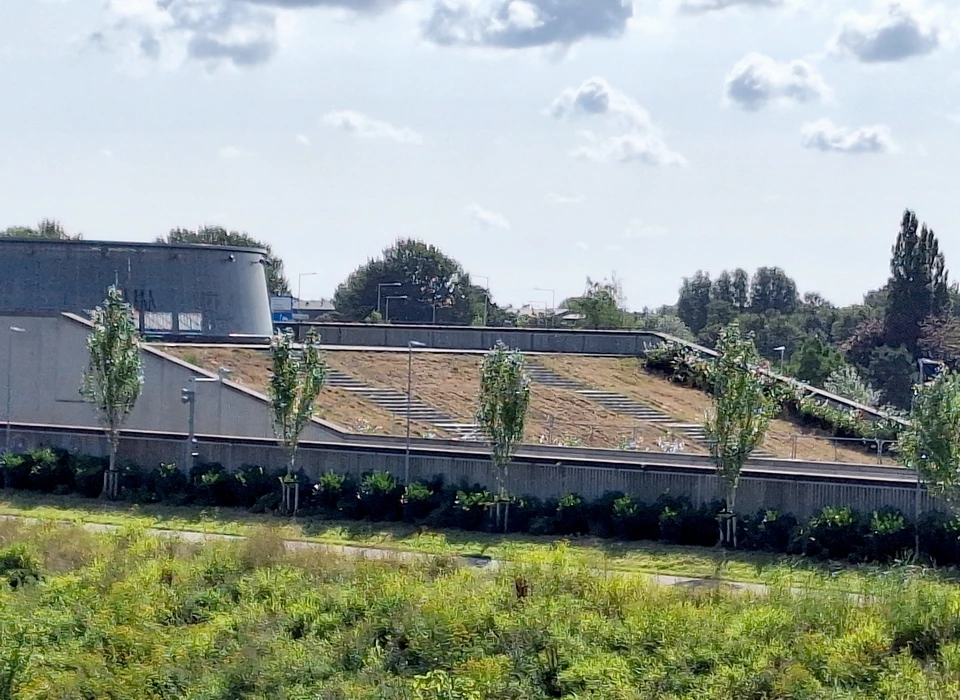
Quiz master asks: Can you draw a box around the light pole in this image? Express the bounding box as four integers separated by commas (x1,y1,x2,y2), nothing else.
297,272,317,307
534,287,556,327
475,275,490,326
180,379,198,474
377,282,402,318
4,326,26,454
405,340,426,483
385,295,407,323
773,345,786,374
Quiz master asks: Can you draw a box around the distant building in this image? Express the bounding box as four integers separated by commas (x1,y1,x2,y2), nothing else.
293,298,338,322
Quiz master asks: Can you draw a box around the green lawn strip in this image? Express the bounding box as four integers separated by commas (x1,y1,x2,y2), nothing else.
0,491,928,592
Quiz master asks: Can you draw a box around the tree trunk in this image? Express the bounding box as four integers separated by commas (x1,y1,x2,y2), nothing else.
726,484,738,549
281,448,299,515
101,432,119,500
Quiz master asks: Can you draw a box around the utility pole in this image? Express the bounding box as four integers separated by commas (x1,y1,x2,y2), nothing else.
181,379,198,473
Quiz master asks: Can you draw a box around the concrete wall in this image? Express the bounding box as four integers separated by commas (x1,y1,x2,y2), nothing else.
0,314,343,443
7,424,931,520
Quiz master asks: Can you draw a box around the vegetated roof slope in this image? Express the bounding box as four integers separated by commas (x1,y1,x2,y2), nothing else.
536,355,895,465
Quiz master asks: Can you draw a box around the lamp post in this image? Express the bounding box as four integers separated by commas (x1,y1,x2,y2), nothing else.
534,287,556,327
405,340,427,483
4,326,26,454
475,275,490,326
377,282,402,318
297,272,317,308
773,346,786,374
385,295,407,323
180,379,198,474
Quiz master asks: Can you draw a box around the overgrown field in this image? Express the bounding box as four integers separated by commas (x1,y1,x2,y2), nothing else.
3,522,960,698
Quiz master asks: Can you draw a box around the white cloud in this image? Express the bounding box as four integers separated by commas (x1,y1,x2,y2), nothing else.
678,0,788,14
218,145,248,158
800,118,898,154
550,78,686,168
724,53,830,110
466,202,510,229
831,2,942,63
296,133,310,145
946,113,960,124
623,219,668,239
321,110,423,144
423,0,632,50
545,192,584,204
101,149,114,157
575,240,590,250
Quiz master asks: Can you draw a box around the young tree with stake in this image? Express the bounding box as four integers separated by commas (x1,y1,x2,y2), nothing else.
80,286,143,500
269,329,326,514
701,321,782,547
898,369,960,513
476,341,531,532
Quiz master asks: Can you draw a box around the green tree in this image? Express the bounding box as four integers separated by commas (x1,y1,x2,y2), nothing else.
867,345,916,408
884,209,949,352
898,369,960,512
824,364,881,407
334,239,484,324
80,286,143,499
676,271,712,335
159,226,291,296
788,336,842,386
476,342,531,532
1,219,79,240
750,267,799,314
633,311,694,341
700,321,782,547
268,330,327,514
731,268,750,311
566,275,628,329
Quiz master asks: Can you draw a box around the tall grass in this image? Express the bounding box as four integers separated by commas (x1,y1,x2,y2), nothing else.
2,524,960,698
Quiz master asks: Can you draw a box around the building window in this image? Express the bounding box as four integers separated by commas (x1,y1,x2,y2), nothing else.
143,312,173,332
178,312,203,333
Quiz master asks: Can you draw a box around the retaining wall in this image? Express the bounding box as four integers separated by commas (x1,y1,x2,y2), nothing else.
7,424,930,520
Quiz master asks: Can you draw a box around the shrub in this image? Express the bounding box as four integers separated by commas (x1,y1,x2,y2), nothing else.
70,455,108,498
657,495,719,547
234,464,280,508
804,506,866,560
0,543,42,588
449,488,491,531
553,494,589,536
359,471,402,520
402,481,439,522
25,448,72,493
918,512,960,567
0,453,29,490
740,510,798,553
190,462,240,507
864,508,914,562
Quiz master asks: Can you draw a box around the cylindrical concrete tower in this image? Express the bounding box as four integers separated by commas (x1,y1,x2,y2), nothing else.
0,238,274,338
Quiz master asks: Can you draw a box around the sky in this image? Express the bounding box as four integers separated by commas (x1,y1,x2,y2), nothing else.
1,0,959,311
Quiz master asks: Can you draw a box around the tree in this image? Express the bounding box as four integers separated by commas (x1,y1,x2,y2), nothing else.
476,342,531,532
731,268,750,311
824,364,881,407
867,345,916,408
566,275,628,329
898,369,960,512
1,219,80,240
268,329,327,514
700,321,782,547
633,312,694,341
750,267,799,315
159,226,291,296
788,336,842,387
676,271,712,335
334,239,483,324
884,209,949,353
919,316,960,368
80,286,143,499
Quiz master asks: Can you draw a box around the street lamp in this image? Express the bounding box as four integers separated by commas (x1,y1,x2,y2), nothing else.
4,326,26,454
405,340,427,483
297,272,317,306
773,346,786,374
534,288,555,328
475,275,490,326
377,282,402,317
385,295,407,323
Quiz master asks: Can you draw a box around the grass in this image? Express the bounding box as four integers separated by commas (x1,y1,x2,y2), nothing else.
3,518,960,698
0,491,945,595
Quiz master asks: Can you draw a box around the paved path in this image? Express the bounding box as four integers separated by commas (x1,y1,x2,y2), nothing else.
1,514,783,596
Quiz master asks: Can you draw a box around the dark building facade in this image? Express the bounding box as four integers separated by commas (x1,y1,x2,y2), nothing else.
0,238,273,338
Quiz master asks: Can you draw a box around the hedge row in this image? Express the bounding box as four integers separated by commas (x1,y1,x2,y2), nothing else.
3,448,959,565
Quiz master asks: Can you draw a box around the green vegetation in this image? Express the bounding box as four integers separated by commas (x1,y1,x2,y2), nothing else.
4,519,960,697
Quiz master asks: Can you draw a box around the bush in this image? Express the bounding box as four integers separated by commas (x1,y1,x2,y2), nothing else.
402,480,440,523
739,510,798,553
190,462,241,507
864,508,914,562
234,464,281,508
71,455,107,498
25,449,73,493
804,506,866,560
919,512,960,566
553,494,589,536
0,453,29,490
0,543,42,588
358,471,402,520
449,487,491,531
657,495,720,547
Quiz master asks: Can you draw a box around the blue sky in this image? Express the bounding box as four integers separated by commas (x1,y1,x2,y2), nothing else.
1,0,958,309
